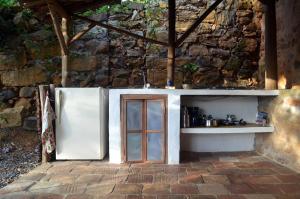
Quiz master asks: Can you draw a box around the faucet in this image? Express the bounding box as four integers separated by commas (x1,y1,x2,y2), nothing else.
142,71,150,89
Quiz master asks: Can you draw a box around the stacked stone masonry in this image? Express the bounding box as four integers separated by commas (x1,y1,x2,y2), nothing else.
0,0,264,130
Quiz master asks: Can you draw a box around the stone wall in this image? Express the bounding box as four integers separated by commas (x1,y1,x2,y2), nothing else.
0,1,263,129
255,0,300,172
276,0,300,89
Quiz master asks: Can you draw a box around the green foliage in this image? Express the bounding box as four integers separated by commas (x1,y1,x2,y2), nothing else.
183,63,199,73
0,0,18,7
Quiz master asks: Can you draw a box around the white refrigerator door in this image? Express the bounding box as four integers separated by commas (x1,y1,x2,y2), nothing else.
55,88,101,160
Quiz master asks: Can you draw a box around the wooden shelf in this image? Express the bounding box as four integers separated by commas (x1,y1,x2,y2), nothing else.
181,124,274,134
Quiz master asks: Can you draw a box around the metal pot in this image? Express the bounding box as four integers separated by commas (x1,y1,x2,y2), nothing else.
212,119,218,127
206,119,212,127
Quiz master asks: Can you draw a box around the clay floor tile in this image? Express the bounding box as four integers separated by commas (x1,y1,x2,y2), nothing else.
48,174,78,184
170,184,199,194
157,195,188,199
225,184,255,194
103,194,126,199
75,174,102,184
244,175,281,184
202,175,230,185
113,184,143,194
242,194,276,199
126,174,154,184
85,183,115,195
247,184,284,194
198,184,230,195
275,174,300,183
95,167,119,175
188,195,216,199
0,181,35,194
279,184,300,194
140,167,165,175
17,173,46,182
70,165,98,174
164,167,187,174
100,174,128,184
142,184,170,194
186,168,210,176
179,173,204,184
153,173,179,184
47,165,73,174
217,194,246,199
65,193,94,199
273,194,300,199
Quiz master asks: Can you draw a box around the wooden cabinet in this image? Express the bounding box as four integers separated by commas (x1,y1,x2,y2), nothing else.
121,95,167,163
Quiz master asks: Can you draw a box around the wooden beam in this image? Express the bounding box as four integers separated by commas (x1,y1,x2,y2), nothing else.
61,17,71,87
46,0,68,56
46,0,69,19
261,0,278,89
175,0,224,47
69,23,96,45
72,14,169,46
167,0,176,87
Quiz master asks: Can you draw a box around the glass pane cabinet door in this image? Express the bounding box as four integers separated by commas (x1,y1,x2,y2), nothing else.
126,100,143,161
147,133,162,161
147,101,163,131
146,100,164,162
127,133,142,161
124,97,165,163
127,101,142,130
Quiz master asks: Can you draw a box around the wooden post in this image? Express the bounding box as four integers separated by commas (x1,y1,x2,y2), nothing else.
262,0,278,89
167,0,176,87
46,0,70,87
61,18,70,87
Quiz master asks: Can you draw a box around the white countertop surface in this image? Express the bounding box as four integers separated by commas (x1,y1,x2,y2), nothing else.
109,89,279,96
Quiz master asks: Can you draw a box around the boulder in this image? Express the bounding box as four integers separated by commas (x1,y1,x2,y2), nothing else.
127,49,144,57
24,30,60,60
193,68,220,87
70,55,97,71
0,106,24,128
0,103,8,112
13,12,31,31
0,49,27,71
85,39,109,54
1,66,47,86
219,37,237,49
19,87,36,98
189,45,209,57
96,55,109,68
0,90,16,102
155,29,168,42
112,69,130,78
14,98,31,110
224,56,242,71
112,78,128,87
129,69,144,85
96,41,110,54
23,116,37,131
147,69,166,87
209,48,230,58
28,29,53,41
243,38,258,53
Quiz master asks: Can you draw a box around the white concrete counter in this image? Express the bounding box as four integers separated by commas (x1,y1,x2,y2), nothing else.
109,89,278,164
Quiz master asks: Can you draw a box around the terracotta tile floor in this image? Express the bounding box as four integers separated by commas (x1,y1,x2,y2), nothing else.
1,152,300,199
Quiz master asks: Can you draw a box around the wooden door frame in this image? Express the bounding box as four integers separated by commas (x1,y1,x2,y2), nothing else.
121,94,168,164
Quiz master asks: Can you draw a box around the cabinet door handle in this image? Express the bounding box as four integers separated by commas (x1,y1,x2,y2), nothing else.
57,90,62,124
